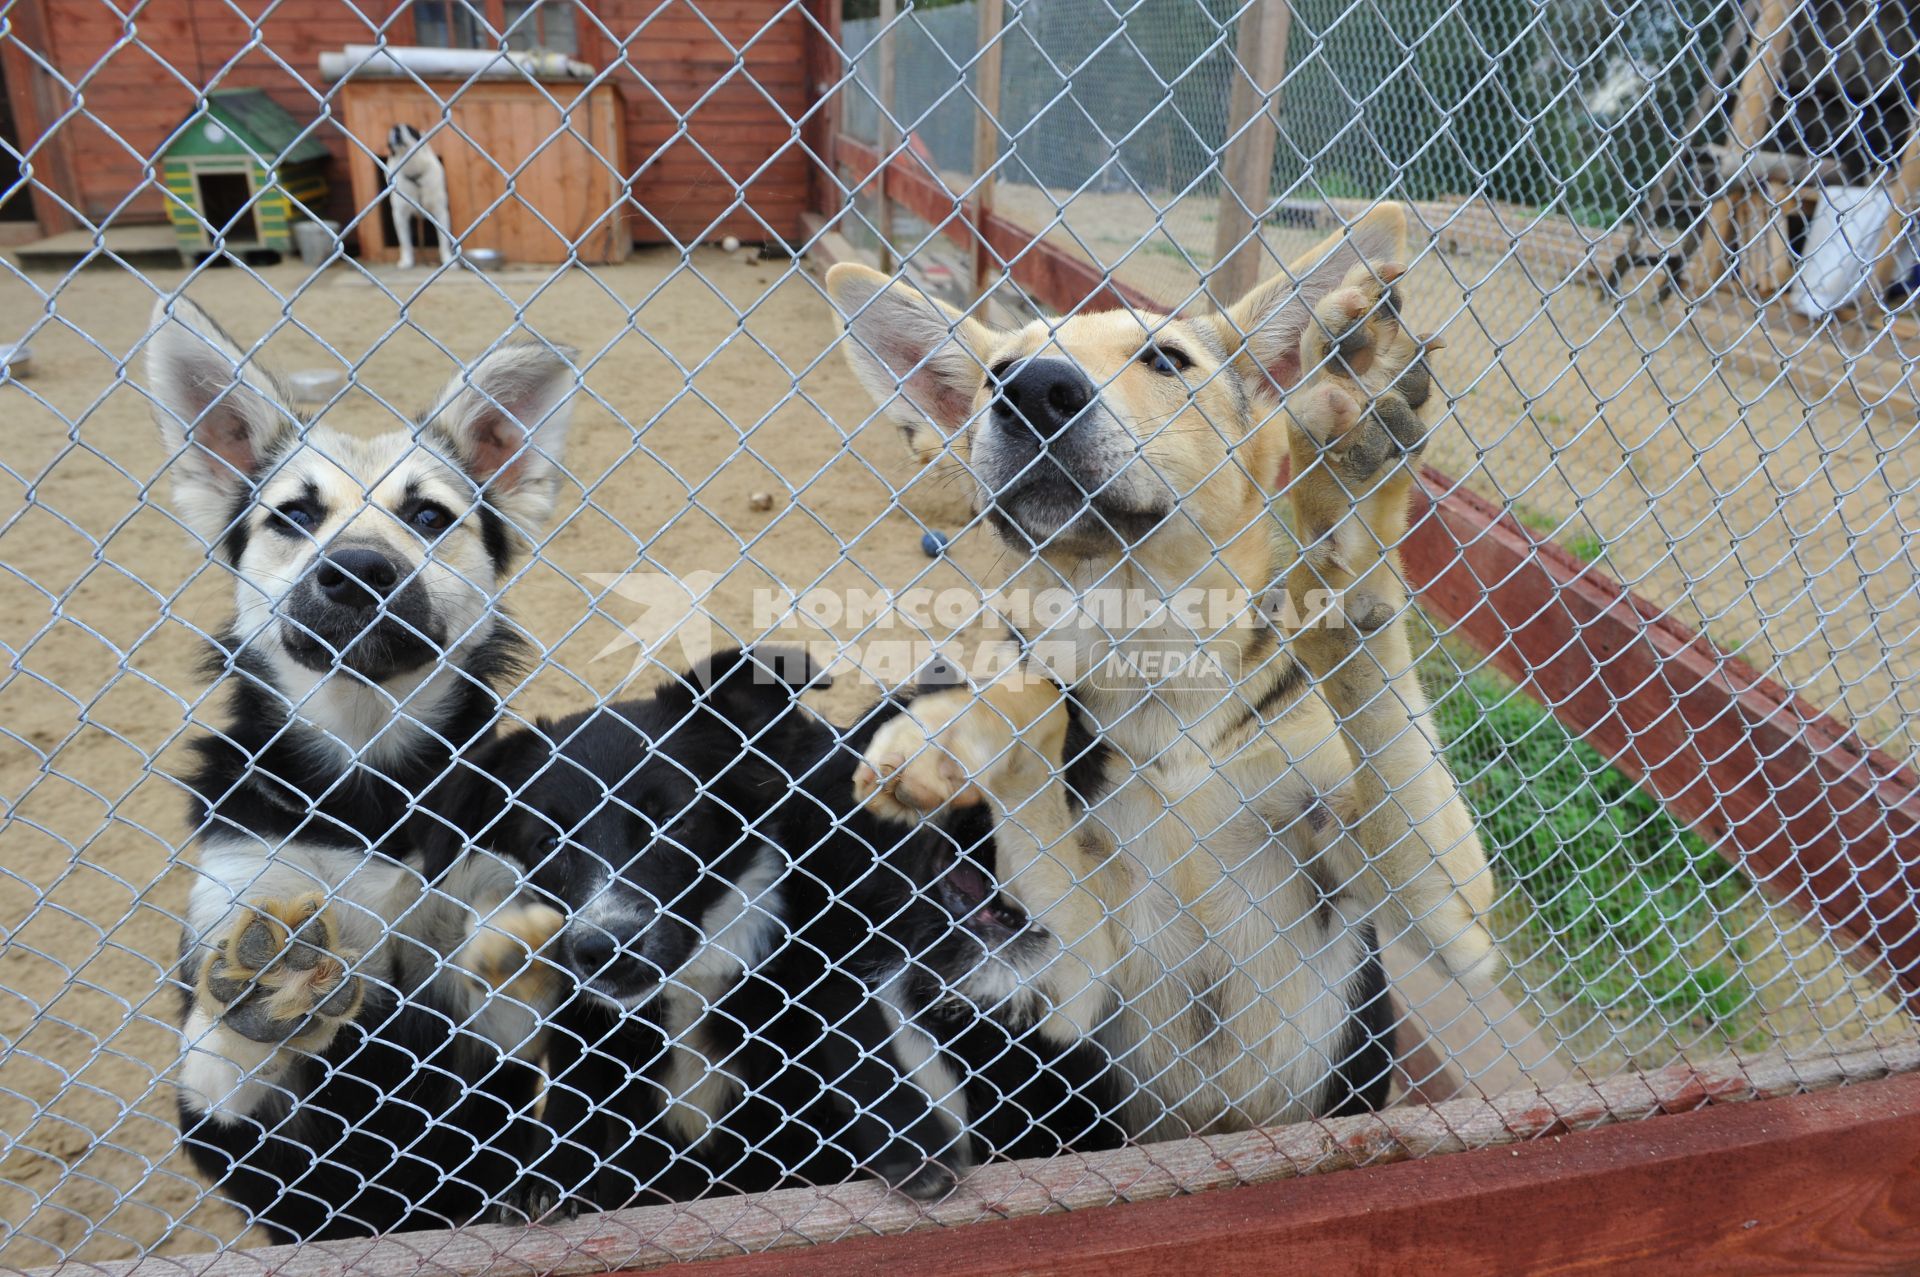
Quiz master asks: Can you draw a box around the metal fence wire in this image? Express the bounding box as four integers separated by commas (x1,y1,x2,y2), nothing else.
2,0,1919,1267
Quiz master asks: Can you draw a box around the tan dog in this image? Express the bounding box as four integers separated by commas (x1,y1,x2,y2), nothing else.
827,204,1498,1138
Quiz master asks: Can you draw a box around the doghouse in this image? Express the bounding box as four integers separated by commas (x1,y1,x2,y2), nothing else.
159,89,329,259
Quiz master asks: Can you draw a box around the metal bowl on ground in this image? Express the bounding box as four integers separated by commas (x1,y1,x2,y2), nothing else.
0,343,32,379
288,368,345,407
466,248,506,272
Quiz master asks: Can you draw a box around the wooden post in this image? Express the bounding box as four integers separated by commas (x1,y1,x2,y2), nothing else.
0,0,81,234
1689,0,1794,296
1209,0,1294,307
874,0,898,272
969,0,1007,301
801,0,845,227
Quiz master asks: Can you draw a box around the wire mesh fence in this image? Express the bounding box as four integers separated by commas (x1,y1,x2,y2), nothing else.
1,0,1918,1269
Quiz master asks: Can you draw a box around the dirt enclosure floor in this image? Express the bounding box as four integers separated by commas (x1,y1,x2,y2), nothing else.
0,239,1908,1266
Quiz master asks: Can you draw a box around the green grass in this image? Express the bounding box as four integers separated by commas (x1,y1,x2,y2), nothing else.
1562,533,1607,565
1430,669,1754,1027
1512,504,1562,537
1508,504,1607,567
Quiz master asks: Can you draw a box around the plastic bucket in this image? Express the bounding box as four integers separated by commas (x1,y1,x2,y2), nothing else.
292,219,342,267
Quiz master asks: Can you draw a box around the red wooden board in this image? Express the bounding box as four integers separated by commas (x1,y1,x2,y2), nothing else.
656,1073,1920,1277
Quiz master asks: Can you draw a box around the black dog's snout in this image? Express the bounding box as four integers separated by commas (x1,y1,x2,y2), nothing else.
993,358,1095,440
314,548,401,609
566,928,617,975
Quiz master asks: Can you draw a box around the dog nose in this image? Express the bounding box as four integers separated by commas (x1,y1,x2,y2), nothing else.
314,548,400,608
566,928,617,976
993,359,1095,440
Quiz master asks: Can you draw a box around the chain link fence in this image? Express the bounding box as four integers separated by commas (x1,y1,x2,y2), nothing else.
2,0,1917,1268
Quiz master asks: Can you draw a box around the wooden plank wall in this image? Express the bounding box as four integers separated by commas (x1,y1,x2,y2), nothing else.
8,0,810,244
4,0,375,228
584,0,811,244
660,1073,1920,1277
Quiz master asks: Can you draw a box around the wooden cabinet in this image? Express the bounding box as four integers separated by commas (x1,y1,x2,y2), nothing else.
339,76,630,265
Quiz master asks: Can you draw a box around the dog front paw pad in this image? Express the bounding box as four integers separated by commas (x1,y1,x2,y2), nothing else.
461,903,567,1000
199,897,363,1046
1296,386,1427,488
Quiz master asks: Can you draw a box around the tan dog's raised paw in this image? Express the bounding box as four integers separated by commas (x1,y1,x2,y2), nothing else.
1291,381,1428,492
855,682,1070,824
197,895,363,1049
854,689,996,823
456,903,567,1007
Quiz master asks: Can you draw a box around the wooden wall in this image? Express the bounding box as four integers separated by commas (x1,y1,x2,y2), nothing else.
585,0,814,245
3,0,811,245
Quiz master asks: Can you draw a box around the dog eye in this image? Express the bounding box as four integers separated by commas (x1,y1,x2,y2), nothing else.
271,500,321,533
1138,344,1191,376
408,503,453,535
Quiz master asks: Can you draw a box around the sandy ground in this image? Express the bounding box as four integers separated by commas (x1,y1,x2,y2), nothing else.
0,239,1909,1267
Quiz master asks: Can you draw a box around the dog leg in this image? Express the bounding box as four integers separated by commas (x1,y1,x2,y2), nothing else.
1285,282,1500,990
856,679,1125,1036
432,192,456,267
178,895,366,1116
392,194,416,270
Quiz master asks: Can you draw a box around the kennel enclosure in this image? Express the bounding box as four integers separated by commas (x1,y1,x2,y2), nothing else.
2,0,1919,1272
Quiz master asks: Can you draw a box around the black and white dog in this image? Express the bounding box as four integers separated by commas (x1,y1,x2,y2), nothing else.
432,649,1125,1213
148,296,577,1240
382,124,456,270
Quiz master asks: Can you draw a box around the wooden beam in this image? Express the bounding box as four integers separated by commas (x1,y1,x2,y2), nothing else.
1208,0,1294,307
968,0,1007,300
1872,111,1920,293
874,0,898,272
43,1041,1916,1277
835,134,1165,313
0,0,81,234
663,1072,1920,1277
800,0,845,227
1689,0,1794,296
1400,470,1920,1013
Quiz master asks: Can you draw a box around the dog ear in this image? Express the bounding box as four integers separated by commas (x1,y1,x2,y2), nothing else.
144,297,300,548
826,263,999,442
1214,202,1410,400
425,343,578,533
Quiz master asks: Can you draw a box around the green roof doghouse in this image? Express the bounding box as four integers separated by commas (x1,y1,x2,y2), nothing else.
161,90,329,261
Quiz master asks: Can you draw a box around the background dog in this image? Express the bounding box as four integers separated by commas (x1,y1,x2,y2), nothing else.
382,124,457,270
828,204,1497,1140
148,297,576,1239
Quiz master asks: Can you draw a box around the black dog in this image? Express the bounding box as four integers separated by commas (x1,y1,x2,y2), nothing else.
434,648,1125,1212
